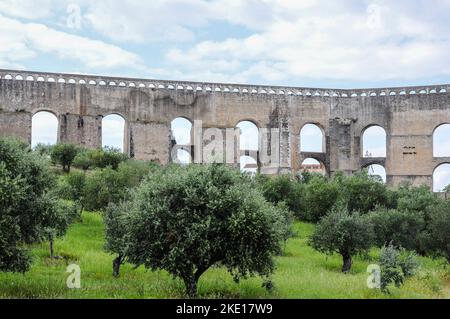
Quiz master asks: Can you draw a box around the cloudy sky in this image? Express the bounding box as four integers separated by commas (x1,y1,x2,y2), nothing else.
4,0,450,189
1,0,450,87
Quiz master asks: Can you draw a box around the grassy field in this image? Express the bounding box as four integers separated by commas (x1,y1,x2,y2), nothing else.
0,212,448,299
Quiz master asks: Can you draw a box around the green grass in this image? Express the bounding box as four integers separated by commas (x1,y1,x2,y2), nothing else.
0,213,448,299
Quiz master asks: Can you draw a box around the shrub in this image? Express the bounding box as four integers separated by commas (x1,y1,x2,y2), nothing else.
379,243,419,294
72,150,93,171
369,208,425,251
422,200,450,262
300,175,340,222
50,143,79,172
107,164,289,297
258,174,304,216
395,184,439,215
0,138,55,272
99,146,129,169
83,167,126,211
337,170,388,214
309,205,374,272
33,143,53,157
56,171,86,201
83,160,154,211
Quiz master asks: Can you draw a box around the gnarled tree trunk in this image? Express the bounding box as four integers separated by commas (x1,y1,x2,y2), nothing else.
112,255,122,277
49,238,54,259
341,251,352,273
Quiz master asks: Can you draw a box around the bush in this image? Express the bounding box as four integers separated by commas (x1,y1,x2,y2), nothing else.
422,200,450,262
56,171,86,201
394,184,440,215
300,175,340,222
337,170,388,214
309,205,374,272
100,146,129,169
33,143,53,157
83,160,154,211
73,147,128,171
0,138,55,272
72,150,93,171
257,174,304,216
106,164,289,297
379,243,419,294
369,208,425,251
50,143,79,172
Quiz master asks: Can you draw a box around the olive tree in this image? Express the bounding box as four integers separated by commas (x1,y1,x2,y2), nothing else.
336,170,388,214
104,202,130,277
50,143,79,172
422,200,450,262
369,208,425,251
0,138,55,272
300,175,340,222
40,196,80,258
106,164,289,297
55,171,86,216
309,206,374,272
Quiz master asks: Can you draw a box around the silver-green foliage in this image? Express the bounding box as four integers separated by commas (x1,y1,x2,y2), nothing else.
379,243,419,293
104,164,291,297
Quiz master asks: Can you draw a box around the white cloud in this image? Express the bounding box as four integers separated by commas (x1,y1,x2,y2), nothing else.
0,15,146,71
1,0,450,84
0,0,53,19
83,0,213,43
161,0,450,83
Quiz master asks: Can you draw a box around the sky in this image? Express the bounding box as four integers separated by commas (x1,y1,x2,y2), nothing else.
1,0,450,87
6,0,450,189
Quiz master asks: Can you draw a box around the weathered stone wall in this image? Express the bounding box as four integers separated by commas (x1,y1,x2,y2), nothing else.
1,69,449,189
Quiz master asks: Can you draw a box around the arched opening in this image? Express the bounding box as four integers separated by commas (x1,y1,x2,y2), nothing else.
366,164,387,183
300,124,324,153
102,114,126,152
237,121,259,172
175,149,192,165
171,117,192,145
300,158,326,175
171,117,193,164
433,124,450,157
31,111,58,148
362,125,386,158
433,163,450,192
240,155,258,174
236,121,259,151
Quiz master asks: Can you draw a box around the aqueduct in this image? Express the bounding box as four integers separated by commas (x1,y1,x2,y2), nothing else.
1,69,449,189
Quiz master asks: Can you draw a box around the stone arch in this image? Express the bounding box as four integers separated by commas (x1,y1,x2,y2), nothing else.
240,155,258,174
361,125,387,158
236,120,259,151
433,123,450,157
433,163,450,192
102,113,127,153
363,163,387,183
31,110,59,148
236,120,260,172
300,157,327,175
171,117,193,164
299,123,325,153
